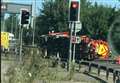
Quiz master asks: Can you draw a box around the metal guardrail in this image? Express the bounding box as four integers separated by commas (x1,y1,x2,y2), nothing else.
94,59,117,64
79,61,120,83
12,45,120,82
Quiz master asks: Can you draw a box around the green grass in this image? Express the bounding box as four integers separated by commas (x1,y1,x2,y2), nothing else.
4,48,101,83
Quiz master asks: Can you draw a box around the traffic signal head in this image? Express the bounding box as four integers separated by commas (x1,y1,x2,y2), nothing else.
21,9,30,24
69,1,80,21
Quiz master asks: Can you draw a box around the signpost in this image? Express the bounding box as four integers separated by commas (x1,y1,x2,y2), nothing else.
76,22,82,32
19,9,30,63
71,36,81,44
68,0,81,73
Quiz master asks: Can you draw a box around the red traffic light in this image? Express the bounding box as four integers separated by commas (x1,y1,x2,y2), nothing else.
71,2,79,8
69,1,80,21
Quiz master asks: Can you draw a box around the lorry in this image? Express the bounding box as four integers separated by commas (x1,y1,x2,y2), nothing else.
1,32,17,52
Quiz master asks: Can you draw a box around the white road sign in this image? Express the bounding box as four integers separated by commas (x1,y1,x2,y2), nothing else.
76,22,82,32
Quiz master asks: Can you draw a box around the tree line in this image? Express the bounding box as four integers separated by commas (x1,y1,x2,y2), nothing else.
4,0,120,54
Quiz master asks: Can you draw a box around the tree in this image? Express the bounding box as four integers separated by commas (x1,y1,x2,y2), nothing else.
35,0,120,44
110,16,120,54
5,14,19,38
79,0,120,41
35,0,69,43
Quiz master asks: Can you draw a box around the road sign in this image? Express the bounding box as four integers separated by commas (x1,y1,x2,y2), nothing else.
71,36,81,44
96,43,109,58
76,22,82,32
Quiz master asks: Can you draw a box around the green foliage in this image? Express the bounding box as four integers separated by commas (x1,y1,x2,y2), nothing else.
80,0,120,40
110,16,120,54
35,0,120,53
6,48,69,83
35,0,69,43
36,0,119,39
5,14,19,38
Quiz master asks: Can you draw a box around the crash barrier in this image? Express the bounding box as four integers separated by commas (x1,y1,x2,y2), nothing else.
79,61,120,83
12,45,120,83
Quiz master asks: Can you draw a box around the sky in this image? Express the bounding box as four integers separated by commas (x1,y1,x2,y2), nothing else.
89,0,120,8
2,0,120,8
2,0,43,15
2,0,120,18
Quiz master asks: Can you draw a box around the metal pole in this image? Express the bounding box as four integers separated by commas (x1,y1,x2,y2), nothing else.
15,14,17,38
19,25,23,63
18,25,21,43
69,21,73,71
2,13,5,31
32,0,36,46
72,22,76,63
16,22,20,62
11,15,14,33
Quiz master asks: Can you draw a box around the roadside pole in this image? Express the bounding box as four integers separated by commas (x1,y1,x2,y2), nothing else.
69,22,73,72
68,21,77,79
1,4,6,32
11,15,14,33
68,0,80,78
32,0,36,46
19,25,23,63
72,22,76,64
19,9,30,63
2,14,5,31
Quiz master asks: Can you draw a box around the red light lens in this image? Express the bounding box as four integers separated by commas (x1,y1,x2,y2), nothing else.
72,2,78,8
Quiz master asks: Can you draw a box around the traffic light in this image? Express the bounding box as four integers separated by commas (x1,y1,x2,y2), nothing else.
21,9,30,24
69,1,80,21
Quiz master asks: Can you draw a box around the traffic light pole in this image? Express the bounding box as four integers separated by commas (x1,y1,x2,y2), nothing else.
68,21,77,79
19,9,30,63
19,25,23,63
32,0,36,46
69,22,73,72
69,22,77,66
68,1,81,79
72,22,76,63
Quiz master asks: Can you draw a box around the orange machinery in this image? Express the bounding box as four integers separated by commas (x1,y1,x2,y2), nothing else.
47,32,110,60
80,35,110,59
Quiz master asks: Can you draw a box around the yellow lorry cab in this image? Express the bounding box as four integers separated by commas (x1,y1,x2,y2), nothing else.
1,32,17,52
